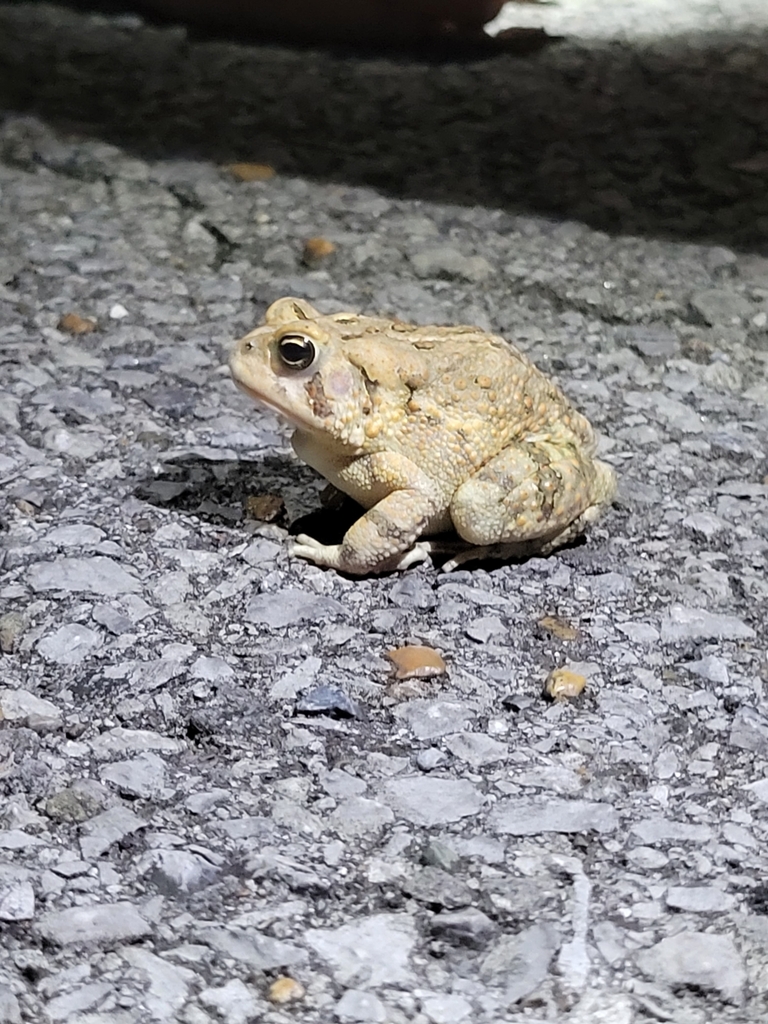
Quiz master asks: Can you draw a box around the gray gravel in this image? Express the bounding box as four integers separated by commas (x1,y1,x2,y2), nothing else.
1,3,768,1023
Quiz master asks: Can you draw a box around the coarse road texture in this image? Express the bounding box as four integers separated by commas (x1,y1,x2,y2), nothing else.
0,2,767,1023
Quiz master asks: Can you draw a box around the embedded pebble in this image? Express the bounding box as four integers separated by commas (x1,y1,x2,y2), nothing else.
626,847,669,870
37,623,102,664
138,848,221,894
689,288,753,325
660,604,755,642
189,655,234,681
199,979,261,1024
490,798,619,835
729,706,768,756
198,928,307,971
431,907,498,949
683,655,730,684
305,914,417,987
422,838,461,872
465,615,505,642
45,783,107,823
44,524,105,547
295,684,360,718
241,537,282,565
421,993,473,1023
682,511,728,539
402,866,474,909
0,612,25,654
328,797,395,837
0,689,62,730
89,728,184,756
334,989,387,1023
0,873,35,922
319,768,367,799
78,805,147,859
567,990,634,1024
100,752,167,799
246,588,346,627
388,575,438,610
417,748,448,771
444,732,508,766
480,923,560,1003
35,902,152,948
0,986,21,1024
121,948,195,1020
665,886,736,913
28,557,141,596
636,932,746,1003
45,982,113,1021
91,604,142,634
631,818,713,844
393,700,473,740
746,779,768,804
378,777,484,826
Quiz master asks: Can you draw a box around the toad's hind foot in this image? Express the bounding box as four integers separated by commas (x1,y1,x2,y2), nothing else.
291,534,431,574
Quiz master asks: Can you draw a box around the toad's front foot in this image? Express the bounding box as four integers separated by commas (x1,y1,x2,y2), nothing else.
291,534,431,575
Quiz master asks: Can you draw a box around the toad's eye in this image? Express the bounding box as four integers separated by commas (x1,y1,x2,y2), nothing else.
277,334,316,370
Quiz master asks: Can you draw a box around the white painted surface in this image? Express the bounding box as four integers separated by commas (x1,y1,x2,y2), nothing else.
489,0,768,41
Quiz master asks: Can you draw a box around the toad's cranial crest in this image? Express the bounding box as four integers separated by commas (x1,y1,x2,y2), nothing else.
229,297,617,575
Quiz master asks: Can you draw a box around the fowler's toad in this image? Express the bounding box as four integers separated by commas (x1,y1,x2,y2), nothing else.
230,297,616,574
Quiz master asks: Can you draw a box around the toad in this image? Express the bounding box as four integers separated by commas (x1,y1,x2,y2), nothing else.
230,297,616,574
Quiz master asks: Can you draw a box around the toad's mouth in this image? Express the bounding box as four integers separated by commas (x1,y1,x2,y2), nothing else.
231,374,310,431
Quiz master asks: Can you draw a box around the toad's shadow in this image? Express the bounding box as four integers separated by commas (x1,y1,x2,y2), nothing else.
134,453,606,572
134,453,362,545
1,3,767,250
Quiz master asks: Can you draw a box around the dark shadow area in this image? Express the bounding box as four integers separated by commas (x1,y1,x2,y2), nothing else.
134,452,375,544
134,453,380,546
133,454,318,526
1,3,767,249
132,454,614,575
27,0,551,55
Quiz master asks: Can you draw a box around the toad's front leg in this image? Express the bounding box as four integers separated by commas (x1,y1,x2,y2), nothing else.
291,451,444,575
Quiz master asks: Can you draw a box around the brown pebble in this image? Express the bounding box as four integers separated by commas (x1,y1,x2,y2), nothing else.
544,668,586,702
244,494,285,522
267,977,305,1005
58,312,97,335
538,615,579,641
302,236,336,266
387,645,446,680
226,162,275,182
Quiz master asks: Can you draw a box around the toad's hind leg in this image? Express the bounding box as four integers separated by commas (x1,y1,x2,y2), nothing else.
449,440,616,555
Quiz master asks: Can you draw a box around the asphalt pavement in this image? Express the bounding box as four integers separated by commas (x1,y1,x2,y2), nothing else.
0,3,767,1022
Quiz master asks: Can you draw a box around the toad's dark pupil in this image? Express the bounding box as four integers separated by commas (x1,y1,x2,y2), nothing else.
278,335,315,370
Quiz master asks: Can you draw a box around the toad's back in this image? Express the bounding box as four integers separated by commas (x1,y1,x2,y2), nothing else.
341,319,597,471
